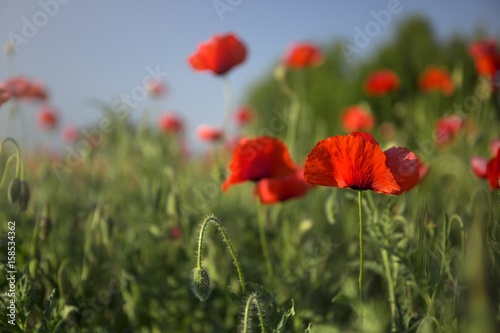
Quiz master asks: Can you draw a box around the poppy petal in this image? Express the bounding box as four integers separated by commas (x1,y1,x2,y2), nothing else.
486,148,500,189
222,136,295,191
383,147,419,194
304,135,401,194
471,156,488,178
254,168,311,204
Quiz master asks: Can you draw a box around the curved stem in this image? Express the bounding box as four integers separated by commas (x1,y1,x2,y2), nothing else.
0,137,23,179
256,201,273,280
358,190,364,300
0,154,17,190
196,215,247,294
242,293,267,333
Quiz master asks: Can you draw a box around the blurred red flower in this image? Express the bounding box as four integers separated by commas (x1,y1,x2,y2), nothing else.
471,156,488,178
471,139,500,189
222,136,295,191
37,107,58,130
145,79,167,98
468,39,500,78
188,33,247,76
61,125,80,143
5,76,47,101
487,148,500,189
169,227,182,240
304,132,419,195
418,65,454,96
434,115,463,145
233,106,253,126
341,105,375,132
364,69,400,96
196,124,223,142
282,42,323,69
254,167,312,204
0,83,11,107
159,113,184,134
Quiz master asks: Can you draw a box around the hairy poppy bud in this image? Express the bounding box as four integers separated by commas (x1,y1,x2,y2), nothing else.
191,267,211,302
8,178,21,204
18,181,30,211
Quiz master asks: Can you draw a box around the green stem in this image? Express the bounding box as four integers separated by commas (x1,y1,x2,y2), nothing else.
0,137,23,179
196,215,247,294
381,249,397,332
256,201,273,280
358,190,364,300
242,293,267,333
276,67,301,155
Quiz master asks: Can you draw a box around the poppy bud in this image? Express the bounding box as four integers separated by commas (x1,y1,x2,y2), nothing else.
8,178,21,204
191,267,212,302
18,181,30,211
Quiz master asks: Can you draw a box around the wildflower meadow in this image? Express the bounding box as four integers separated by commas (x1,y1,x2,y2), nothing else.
0,12,500,333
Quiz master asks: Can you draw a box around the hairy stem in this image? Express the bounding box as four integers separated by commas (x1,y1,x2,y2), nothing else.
196,215,247,294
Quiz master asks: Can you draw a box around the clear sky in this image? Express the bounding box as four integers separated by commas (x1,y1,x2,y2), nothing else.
1,0,499,148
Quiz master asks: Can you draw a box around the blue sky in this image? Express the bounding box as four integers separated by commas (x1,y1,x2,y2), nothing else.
1,0,499,148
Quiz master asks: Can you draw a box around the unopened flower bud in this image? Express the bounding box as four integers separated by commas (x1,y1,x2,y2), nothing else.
8,178,21,204
18,181,30,211
191,267,212,302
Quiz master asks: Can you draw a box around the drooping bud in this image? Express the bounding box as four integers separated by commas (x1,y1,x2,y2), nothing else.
8,178,21,204
18,181,30,211
191,267,212,302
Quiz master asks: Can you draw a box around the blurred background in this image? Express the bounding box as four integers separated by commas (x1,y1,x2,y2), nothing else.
0,0,499,150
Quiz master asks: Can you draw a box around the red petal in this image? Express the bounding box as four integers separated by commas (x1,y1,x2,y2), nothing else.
222,136,295,191
486,148,500,189
254,168,311,204
384,147,419,194
304,135,400,194
471,156,488,178
350,132,379,145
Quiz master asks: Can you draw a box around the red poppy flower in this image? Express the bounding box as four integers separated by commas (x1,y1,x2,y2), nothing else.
304,132,419,195
188,33,247,76
145,79,167,98
61,125,80,143
489,139,500,156
468,39,500,78
418,65,454,96
434,115,463,145
196,124,223,142
233,106,253,126
282,42,323,69
0,83,10,107
222,136,295,191
159,113,184,134
5,76,47,101
254,167,312,204
341,105,375,132
471,156,488,178
363,69,400,96
487,148,500,189
37,107,58,130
